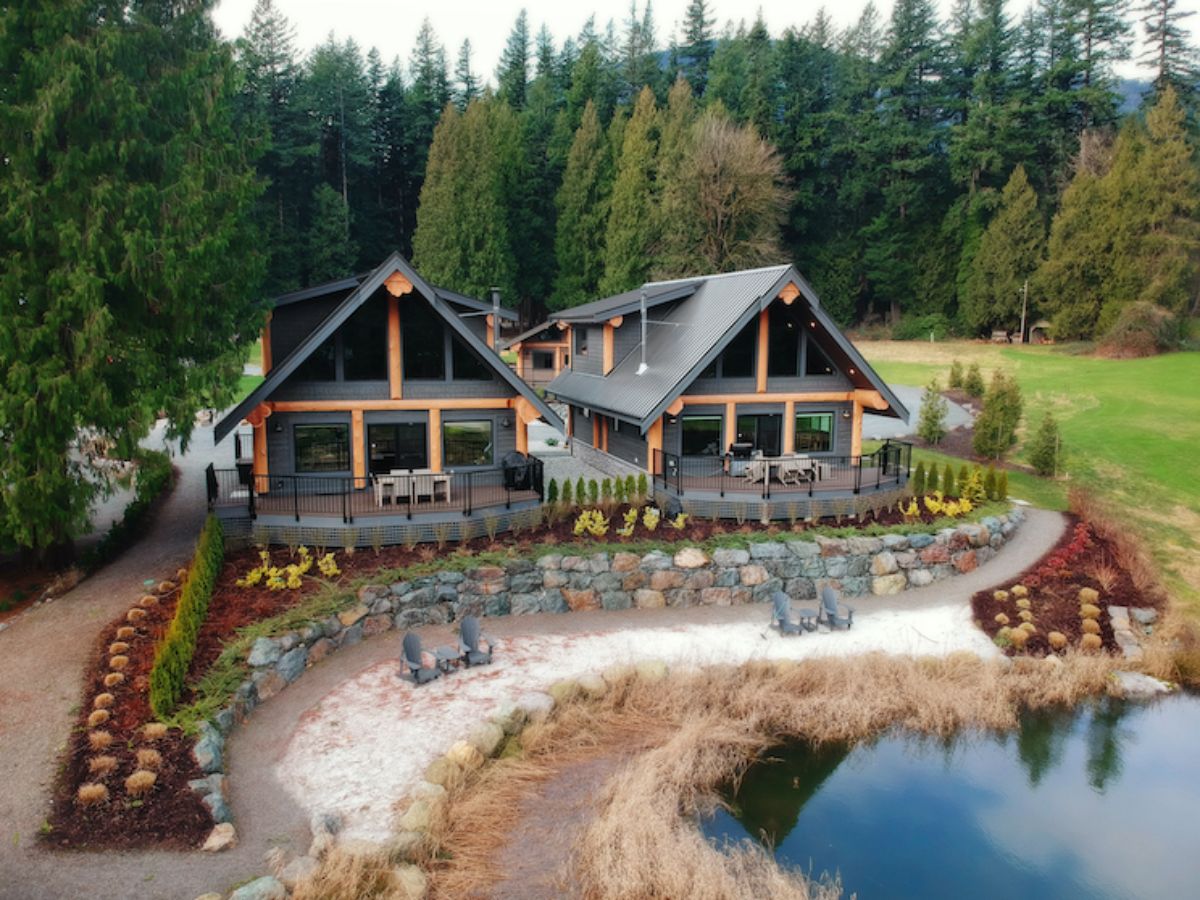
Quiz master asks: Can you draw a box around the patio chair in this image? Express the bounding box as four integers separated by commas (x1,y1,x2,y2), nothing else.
459,615,493,666
820,585,855,630
402,632,442,684
772,591,806,636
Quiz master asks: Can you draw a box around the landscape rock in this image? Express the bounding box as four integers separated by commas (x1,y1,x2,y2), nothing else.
201,822,237,852
562,588,599,611
786,540,820,559
1130,607,1158,625
307,637,335,665
391,864,428,899
1108,671,1173,699
338,604,370,628
192,734,223,774
247,637,281,667
399,800,432,832
276,647,308,683
712,548,750,567
202,790,232,824
468,722,506,757
739,565,769,586
748,542,788,559
907,568,934,587
230,876,287,900
869,551,898,576
279,855,320,891
515,690,555,720
578,672,608,698
674,546,709,568
253,669,287,702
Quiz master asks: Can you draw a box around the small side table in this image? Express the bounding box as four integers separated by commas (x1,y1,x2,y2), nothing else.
793,607,819,632
434,646,460,673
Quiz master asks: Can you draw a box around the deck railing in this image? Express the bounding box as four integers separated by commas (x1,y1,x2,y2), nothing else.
651,441,911,499
206,458,544,523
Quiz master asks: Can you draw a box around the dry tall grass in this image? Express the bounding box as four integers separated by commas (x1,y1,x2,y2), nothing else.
424,653,1115,899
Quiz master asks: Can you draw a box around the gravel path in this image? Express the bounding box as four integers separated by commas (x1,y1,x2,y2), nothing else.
0,426,1063,900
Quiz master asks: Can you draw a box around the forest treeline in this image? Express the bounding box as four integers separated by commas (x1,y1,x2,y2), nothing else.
235,0,1200,340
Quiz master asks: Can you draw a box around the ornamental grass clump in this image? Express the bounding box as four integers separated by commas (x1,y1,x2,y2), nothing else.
141,722,168,742
994,613,1010,626
126,608,146,623
92,693,114,709
76,784,109,807
1078,587,1099,606
1018,610,1034,623
138,594,158,607
108,642,129,655
116,626,136,640
1081,618,1102,635
993,590,1009,603
88,755,118,777
87,709,110,728
109,655,129,671
124,770,157,796
1008,628,1030,650
1080,604,1101,620
1016,597,1031,610
88,731,113,752
103,672,124,688
136,748,162,770
1081,633,1103,651
1011,585,1028,599
1048,632,1068,650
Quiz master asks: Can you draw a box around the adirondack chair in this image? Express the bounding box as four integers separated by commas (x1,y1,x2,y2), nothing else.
402,632,442,684
772,591,806,636
458,615,493,666
820,585,854,630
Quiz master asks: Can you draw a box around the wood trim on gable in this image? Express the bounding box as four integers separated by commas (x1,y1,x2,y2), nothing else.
388,295,402,399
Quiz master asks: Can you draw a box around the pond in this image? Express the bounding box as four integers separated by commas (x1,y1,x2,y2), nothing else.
703,693,1200,899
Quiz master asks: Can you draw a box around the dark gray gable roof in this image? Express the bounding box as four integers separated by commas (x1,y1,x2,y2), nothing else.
546,265,908,433
501,321,564,350
434,286,518,321
549,280,700,323
215,252,561,443
272,275,366,307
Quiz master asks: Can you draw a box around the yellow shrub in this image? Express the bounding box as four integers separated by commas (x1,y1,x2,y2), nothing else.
124,770,157,796
1012,585,1029,599
1016,598,1031,610
1018,610,1034,623
103,672,124,688
993,590,1009,603
1078,587,1100,605
1081,618,1102,635
77,784,109,807
641,506,661,531
93,693,114,710
110,655,129,671
1048,632,1068,650
1009,628,1030,649
573,509,611,538
994,613,1010,626
1080,604,1101,620
88,731,113,751
1081,633,1103,651
1019,622,1037,635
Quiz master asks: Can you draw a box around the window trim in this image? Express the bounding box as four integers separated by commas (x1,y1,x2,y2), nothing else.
293,423,351,474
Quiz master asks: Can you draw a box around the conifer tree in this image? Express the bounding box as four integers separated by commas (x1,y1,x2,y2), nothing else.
973,370,1024,459
1028,412,1063,476
917,378,950,445
1137,0,1200,105
680,0,716,95
943,464,957,498
497,10,531,109
552,102,612,309
912,460,927,496
307,183,358,283
601,87,659,293
454,39,480,109
966,165,1045,333
0,0,263,557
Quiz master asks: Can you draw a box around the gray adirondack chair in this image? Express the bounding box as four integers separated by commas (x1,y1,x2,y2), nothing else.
820,585,854,630
772,591,806,636
459,615,493,666
402,632,442,684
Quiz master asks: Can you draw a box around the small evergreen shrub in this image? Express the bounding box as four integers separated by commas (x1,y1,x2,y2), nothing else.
973,370,1023,460
546,478,558,503
561,479,573,506
964,362,986,397
148,516,224,719
637,473,648,500
575,477,586,505
997,470,1008,499
916,378,949,445
626,474,637,501
587,478,599,505
948,359,964,389
1028,412,1061,476
911,461,927,496
984,466,997,500
614,477,627,504
601,478,612,503
942,464,956,498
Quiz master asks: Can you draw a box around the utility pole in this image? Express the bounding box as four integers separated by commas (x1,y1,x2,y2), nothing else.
1019,279,1028,344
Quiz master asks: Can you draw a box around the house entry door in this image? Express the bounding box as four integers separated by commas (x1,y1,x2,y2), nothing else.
368,423,428,474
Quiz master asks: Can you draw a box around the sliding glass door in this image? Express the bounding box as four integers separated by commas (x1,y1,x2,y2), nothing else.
367,423,428,474
736,414,782,457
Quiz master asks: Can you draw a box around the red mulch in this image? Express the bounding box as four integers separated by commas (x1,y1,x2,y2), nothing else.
44,579,213,849
970,517,1166,658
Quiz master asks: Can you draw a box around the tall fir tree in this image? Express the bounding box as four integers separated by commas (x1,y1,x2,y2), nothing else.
454,39,480,109
497,10,531,109
1137,0,1200,107
965,165,1045,333
680,0,716,96
307,182,358,282
0,0,263,556
601,86,660,294
552,102,614,309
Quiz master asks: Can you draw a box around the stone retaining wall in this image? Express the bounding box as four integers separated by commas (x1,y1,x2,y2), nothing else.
189,508,1025,837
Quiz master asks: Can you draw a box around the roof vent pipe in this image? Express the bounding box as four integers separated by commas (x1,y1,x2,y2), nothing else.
490,287,501,349
636,287,648,376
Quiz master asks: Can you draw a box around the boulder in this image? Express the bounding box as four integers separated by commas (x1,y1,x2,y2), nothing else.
363,614,392,637
786,540,820,559
247,637,281,667
338,622,365,647
739,565,769,586
192,734,223,774
907,568,934,587
1108,671,1173,699
201,822,237,852
600,591,632,611
953,550,977,574
202,790,232,823
338,604,370,628
846,536,884,555
276,647,308,683
446,740,485,771
869,551,898,576
700,587,733,606
229,876,286,900
468,722,506,758
1131,607,1159,626
578,673,608,699
307,637,335,665
649,569,685,591
908,533,936,549
611,552,641,572
674,547,709,568
824,557,848,578
279,855,319,891
712,548,750,567
515,690,555,720
748,542,787,560
254,669,287,702
562,588,600,611
399,799,433,832
423,757,460,787
871,573,907,596
391,864,428,899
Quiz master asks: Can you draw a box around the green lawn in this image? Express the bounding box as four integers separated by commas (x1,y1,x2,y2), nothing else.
860,340,1200,618
246,337,263,369
234,374,262,403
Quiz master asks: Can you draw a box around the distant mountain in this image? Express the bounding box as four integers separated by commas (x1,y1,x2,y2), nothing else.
1117,78,1151,114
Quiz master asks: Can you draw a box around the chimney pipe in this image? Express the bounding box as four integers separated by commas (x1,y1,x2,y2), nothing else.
490,287,501,349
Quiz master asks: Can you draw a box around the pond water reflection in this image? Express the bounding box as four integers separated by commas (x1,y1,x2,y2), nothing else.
703,694,1200,899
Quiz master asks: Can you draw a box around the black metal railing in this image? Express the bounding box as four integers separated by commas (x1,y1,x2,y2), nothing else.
652,441,911,499
206,458,544,523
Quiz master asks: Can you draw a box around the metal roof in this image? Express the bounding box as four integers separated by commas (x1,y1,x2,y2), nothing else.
432,286,518,321
549,280,700,323
546,265,909,433
215,252,561,443
501,322,564,350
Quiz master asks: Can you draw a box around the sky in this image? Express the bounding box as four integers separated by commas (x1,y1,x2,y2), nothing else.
211,0,1198,82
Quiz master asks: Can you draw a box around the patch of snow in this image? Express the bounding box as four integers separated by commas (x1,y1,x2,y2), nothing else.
275,602,998,842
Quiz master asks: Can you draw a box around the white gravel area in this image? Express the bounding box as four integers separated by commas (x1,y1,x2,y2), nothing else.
275,601,1000,842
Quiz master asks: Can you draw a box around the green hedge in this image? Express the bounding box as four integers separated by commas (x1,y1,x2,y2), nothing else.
149,515,224,720
82,448,174,571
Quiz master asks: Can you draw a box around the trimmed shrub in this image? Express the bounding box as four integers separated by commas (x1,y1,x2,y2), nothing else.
627,474,638,502
546,478,558,504
964,362,986,398
994,613,1010,626
1078,587,1100,605
124,770,157,796
948,359,964,389
1082,618,1102,635
1080,603,1101,620
77,784,108,807
1080,633,1103,651
1011,584,1028,598
984,466,997,500
911,461,927,497
997,470,1008,500
942,464,957,498
148,516,224,719
587,479,599,505
973,370,1023,460
575,477,586,506
601,478,612,503
561,478,573,506
1048,631,1068,650
1008,628,1029,649
637,473,648,500
614,477,627,504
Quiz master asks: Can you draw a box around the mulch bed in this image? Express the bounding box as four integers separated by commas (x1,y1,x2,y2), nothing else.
970,516,1166,658
44,576,213,850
